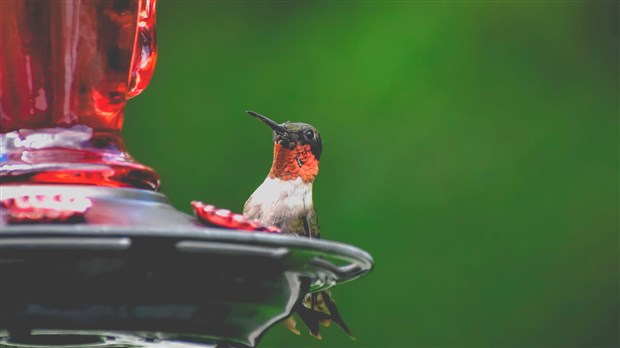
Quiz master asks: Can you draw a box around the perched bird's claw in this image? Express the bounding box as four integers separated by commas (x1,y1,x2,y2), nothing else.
283,317,301,336
310,332,323,340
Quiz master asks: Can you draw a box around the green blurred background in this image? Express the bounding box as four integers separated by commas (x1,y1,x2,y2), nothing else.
125,1,618,347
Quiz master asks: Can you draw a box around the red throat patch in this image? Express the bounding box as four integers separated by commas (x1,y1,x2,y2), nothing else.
269,143,319,182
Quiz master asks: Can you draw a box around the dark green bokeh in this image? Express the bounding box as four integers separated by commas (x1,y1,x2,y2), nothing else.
125,2,619,347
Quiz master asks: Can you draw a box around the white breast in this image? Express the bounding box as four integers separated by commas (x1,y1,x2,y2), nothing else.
243,177,313,227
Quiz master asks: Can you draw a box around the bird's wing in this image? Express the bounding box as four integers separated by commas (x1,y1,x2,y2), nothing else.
303,208,320,239
243,195,261,220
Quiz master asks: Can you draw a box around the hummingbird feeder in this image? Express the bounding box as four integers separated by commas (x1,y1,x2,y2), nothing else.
0,1,373,347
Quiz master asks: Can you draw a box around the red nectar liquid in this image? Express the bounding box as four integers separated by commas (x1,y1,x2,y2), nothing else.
1,0,159,190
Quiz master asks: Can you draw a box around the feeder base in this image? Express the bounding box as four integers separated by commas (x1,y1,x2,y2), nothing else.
0,185,373,347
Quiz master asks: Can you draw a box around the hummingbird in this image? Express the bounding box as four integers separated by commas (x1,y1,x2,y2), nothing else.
243,111,352,339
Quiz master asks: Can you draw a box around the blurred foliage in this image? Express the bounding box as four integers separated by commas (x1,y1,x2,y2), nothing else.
125,1,618,347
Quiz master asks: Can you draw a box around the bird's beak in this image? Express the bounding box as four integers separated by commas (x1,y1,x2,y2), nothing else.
247,111,287,133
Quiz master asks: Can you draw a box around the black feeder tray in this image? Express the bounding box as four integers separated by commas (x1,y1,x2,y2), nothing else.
0,185,374,348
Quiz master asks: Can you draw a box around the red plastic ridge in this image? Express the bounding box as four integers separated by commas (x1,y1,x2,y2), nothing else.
1,195,92,224
191,201,281,233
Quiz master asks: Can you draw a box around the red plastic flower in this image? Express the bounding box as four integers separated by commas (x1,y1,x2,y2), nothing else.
1,195,92,224
191,201,281,233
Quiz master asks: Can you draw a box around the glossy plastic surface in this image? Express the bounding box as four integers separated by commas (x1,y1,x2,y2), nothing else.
0,0,159,189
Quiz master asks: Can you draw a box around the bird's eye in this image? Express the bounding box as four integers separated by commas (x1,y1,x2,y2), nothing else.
304,130,314,139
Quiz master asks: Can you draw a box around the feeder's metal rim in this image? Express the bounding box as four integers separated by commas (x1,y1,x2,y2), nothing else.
0,224,374,287
0,185,374,288
0,225,372,263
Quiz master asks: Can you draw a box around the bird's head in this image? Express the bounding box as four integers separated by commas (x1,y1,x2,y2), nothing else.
247,111,322,183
